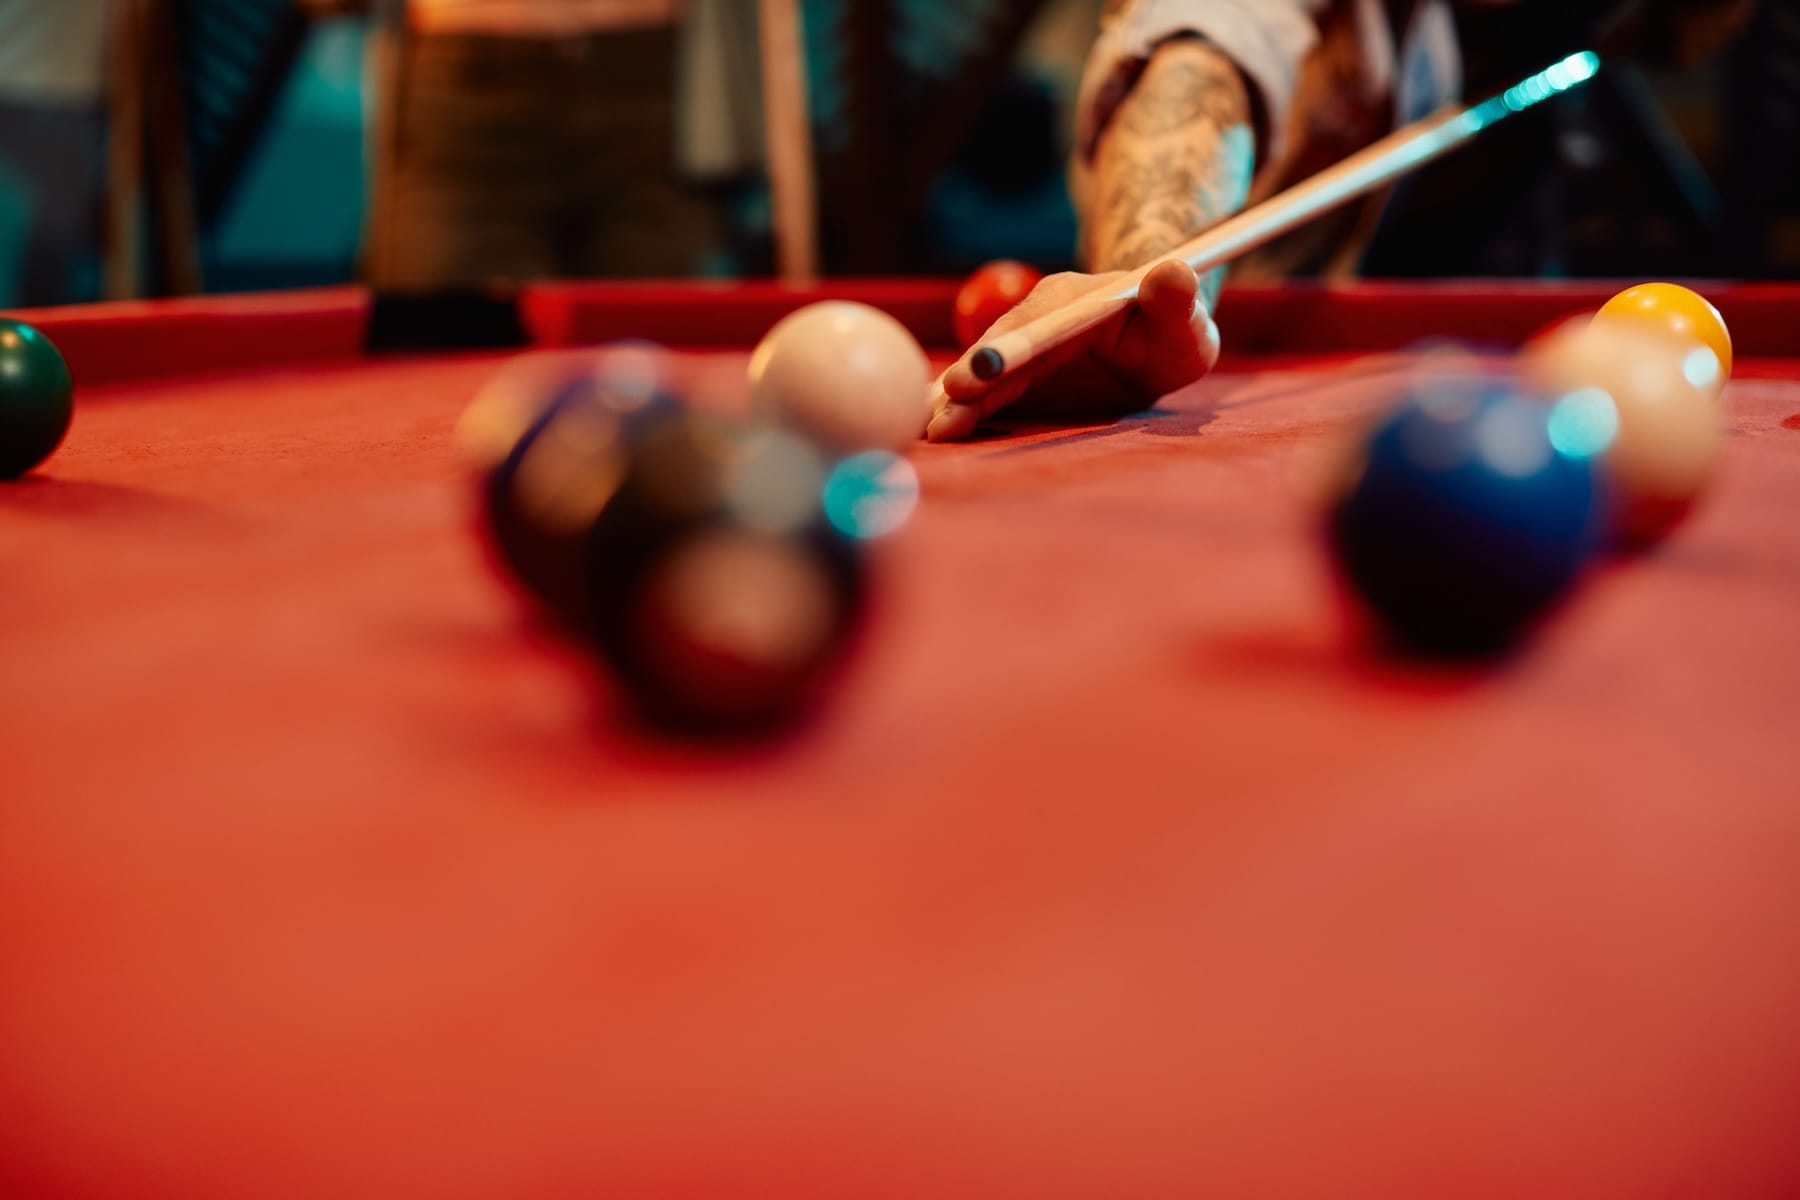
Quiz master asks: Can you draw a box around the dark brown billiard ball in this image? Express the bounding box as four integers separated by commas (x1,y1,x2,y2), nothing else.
579,411,869,734
479,365,680,627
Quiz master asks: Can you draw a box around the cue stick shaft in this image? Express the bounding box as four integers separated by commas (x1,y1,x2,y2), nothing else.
969,51,1603,382
759,0,820,284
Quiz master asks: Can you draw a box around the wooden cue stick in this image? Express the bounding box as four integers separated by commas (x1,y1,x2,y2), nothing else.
968,50,1604,383
758,0,820,284
104,0,148,300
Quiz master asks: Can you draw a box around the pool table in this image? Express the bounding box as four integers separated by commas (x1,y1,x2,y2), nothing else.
2,280,1798,1198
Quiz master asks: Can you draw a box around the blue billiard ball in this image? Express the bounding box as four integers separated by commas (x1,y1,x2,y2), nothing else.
1327,375,1605,653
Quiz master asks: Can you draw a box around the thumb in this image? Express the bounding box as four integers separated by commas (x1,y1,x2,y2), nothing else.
1135,259,1201,332
1113,258,1220,394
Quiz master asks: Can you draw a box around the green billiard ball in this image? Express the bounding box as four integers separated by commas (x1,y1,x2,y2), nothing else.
0,317,74,479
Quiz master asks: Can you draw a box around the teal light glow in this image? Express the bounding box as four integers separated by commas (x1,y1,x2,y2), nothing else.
1563,51,1602,85
1547,387,1620,460
1683,347,1722,391
823,452,920,541
1496,51,1600,117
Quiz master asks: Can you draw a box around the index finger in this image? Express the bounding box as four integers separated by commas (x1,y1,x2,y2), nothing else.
939,350,997,402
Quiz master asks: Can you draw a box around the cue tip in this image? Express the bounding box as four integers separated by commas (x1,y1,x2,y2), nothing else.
971,348,1004,381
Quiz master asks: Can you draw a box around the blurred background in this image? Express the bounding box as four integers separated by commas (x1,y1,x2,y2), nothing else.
0,0,1795,309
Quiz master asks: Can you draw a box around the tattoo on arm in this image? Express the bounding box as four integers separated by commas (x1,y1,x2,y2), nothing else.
1117,57,1253,139
1089,40,1256,305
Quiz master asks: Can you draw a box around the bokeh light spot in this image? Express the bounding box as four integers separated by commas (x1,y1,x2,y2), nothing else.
824,452,921,541
1475,399,1553,478
1547,387,1620,460
1683,347,1722,391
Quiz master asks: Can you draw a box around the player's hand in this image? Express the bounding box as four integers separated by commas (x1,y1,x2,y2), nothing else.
925,259,1220,442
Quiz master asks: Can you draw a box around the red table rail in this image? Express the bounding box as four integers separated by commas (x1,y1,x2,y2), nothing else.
8,279,1795,386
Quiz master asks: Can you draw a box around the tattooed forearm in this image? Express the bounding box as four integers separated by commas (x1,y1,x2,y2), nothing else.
1117,57,1253,139
1088,38,1255,304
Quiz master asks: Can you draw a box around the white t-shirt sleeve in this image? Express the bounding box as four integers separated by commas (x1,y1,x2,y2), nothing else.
1074,0,1333,166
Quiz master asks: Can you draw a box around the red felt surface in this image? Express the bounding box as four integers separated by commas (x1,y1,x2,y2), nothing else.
2,284,1800,1198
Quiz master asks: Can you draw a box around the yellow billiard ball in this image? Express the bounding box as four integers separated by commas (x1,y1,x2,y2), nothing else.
1594,282,1733,391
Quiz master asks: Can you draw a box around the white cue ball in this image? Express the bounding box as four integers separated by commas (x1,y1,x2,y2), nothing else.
1519,316,1726,545
748,301,932,455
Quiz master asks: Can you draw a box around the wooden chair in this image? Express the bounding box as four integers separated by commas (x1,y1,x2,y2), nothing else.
768,0,1057,276
104,0,311,298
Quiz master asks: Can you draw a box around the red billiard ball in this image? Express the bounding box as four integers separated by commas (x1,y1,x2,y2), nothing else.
953,260,1044,349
